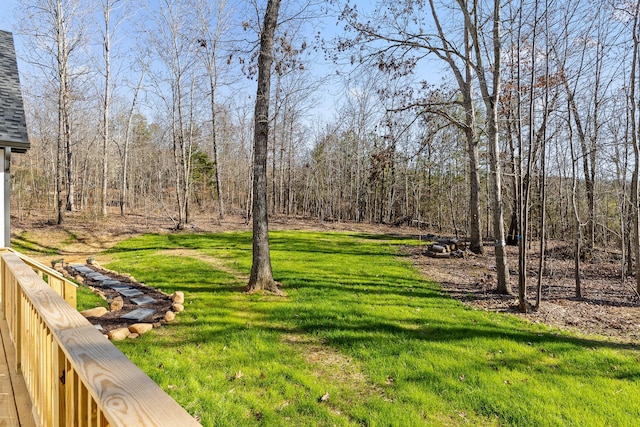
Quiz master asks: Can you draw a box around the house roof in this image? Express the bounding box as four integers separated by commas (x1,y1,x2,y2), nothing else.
0,30,29,153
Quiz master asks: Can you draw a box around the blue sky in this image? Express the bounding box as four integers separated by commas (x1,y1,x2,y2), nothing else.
1,0,29,74
0,0,344,124
0,0,19,33
0,1,447,128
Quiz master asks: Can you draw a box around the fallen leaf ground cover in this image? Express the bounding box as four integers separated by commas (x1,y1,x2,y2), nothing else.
98,231,640,426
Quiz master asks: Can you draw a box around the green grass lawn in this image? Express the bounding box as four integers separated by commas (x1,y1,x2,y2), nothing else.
98,231,640,426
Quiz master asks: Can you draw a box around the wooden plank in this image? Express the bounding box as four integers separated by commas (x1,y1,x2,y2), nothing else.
0,319,20,427
7,249,77,309
2,254,87,334
64,282,77,308
58,325,201,427
0,316,35,427
2,253,200,427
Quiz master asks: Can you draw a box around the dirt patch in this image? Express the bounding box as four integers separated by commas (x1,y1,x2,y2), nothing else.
405,241,640,344
281,333,391,410
13,211,398,264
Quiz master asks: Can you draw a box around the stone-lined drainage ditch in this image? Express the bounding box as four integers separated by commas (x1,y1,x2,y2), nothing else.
60,262,185,341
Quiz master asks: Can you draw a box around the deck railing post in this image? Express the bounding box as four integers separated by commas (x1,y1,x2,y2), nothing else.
15,275,21,373
53,341,65,426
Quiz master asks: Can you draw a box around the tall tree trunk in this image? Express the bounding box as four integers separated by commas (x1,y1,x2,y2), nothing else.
463,25,483,255
568,100,582,298
62,19,74,214
630,0,640,295
53,0,72,223
563,79,595,257
120,69,145,216
429,0,483,254
56,77,64,224
535,0,550,310
518,0,538,313
462,0,510,293
194,0,228,220
248,0,282,293
101,1,112,217
210,74,224,220
65,128,74,212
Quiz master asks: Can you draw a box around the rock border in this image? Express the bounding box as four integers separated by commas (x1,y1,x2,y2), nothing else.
60,260,186,340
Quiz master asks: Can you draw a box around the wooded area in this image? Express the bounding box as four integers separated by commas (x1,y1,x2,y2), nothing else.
9,0,640,310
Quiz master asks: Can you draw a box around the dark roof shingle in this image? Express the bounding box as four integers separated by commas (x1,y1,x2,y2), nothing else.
0,29,29,153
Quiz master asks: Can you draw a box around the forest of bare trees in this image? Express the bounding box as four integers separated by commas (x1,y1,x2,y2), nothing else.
9,0,640,307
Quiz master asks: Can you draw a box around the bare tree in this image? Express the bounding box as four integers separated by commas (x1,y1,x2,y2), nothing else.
98,0,127,217
194,0,233,220
146,0,198,229
428,0,484,254
458,0,511,294
248,0,282,293
629,0,640,294
118,60,147,216
18,0,87,223
534,0,553,310
334,0,485,253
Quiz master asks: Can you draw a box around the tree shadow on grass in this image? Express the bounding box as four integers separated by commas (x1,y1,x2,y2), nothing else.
102,230,640,426
160,281,640,355
12,234,63,255
101,231,640,355
105,234,640,354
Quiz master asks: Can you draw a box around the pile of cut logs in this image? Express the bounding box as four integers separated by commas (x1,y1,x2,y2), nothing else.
425,238,468,258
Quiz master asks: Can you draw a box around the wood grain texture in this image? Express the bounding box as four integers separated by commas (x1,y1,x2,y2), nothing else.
0,317,35,426
0,325,19,426
3,253,88,333
59,326,201,426
5,249,77,309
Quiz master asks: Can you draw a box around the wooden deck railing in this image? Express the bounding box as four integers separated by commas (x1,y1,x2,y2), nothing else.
0,251,201,427
5,248,77,308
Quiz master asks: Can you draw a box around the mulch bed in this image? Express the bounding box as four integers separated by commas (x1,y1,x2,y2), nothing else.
405,240,640,345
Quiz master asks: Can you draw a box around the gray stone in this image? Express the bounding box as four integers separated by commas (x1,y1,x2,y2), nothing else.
86,272,104,279
90,275,112,282
110,285,131,292
120,308,155,321
119,289,144,298
131,296,157,306
102,280,121,286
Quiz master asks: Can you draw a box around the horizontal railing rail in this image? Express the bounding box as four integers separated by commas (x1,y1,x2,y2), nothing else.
3,248,77,308
0,251,201,427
